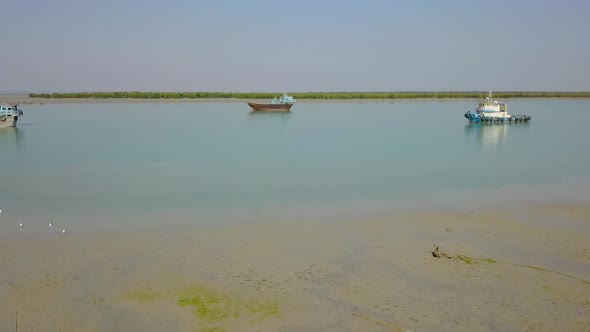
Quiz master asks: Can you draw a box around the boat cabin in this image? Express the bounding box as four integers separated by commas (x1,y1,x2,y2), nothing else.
477,91,507,113
1,105,17,113
271,94,296,105
1,104,21,112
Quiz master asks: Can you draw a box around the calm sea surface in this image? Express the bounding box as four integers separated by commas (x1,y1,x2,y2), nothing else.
1,100,589,230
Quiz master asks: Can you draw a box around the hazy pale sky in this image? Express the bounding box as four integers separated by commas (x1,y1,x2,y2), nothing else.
2,0,589,92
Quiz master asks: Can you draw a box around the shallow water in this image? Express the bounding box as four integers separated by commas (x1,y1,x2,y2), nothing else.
2,100,590,331
1,100,590,230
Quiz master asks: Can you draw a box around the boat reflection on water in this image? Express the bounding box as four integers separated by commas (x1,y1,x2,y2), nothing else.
464,122,530,149
0,127,22,147
247,111,292,137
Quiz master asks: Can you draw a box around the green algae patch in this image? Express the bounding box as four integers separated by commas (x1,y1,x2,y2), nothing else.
243,299,279,322
433,245,590,285
457,255,475,265
125,283,281,331
177,286,234,322
177,286,280,323
458,254,497,265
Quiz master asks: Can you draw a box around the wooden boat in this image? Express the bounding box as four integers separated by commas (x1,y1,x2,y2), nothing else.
246,94,295,112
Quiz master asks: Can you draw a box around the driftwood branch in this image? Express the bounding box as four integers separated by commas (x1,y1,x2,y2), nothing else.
431,244,453,259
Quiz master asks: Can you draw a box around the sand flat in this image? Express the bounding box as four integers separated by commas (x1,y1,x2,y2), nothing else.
1,203,589,331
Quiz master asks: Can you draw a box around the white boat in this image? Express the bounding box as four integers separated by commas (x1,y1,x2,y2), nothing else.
477,91,509,118
464,91,530,123
0,105,23,128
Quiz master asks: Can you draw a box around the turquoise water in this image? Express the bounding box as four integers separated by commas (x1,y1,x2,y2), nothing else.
1,100,590,228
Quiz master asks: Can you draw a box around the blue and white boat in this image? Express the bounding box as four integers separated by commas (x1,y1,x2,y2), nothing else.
464,91,531,123
0,104,23,128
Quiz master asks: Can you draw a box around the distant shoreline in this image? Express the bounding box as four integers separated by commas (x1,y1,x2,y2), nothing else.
28,91,590,99
2,92,590,105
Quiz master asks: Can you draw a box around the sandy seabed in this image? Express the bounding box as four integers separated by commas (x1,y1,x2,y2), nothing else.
1,203,589,332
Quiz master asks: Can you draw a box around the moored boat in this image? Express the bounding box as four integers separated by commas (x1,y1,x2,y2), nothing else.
464,91,531,123
246,94,296,112
0,104,23,128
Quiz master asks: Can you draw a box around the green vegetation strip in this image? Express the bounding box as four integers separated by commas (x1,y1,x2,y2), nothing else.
29,91,590,100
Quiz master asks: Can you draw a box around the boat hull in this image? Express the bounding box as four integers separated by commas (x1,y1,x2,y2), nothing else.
0,115,18,128
464,111,530,123
246,101,293,112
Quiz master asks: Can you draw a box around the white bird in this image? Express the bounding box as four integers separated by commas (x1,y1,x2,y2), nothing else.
49,222,53,227
62,229,67,234
19,222,23,228
0,209,3,213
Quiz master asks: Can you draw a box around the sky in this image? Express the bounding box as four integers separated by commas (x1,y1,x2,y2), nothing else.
1,0,589,92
